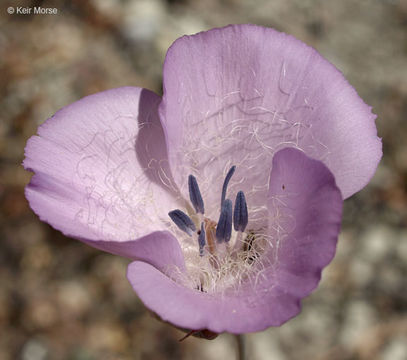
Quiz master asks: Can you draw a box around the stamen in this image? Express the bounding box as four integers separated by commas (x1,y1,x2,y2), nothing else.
168,209,196,236
216,199,233,243
198,222,206,256
188,175,205,214
233,191,248,232
220,166,236,208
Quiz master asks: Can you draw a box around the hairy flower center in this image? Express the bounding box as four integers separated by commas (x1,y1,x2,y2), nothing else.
168,167,266,294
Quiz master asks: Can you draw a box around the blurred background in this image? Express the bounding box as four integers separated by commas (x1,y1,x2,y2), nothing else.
0,0,406,359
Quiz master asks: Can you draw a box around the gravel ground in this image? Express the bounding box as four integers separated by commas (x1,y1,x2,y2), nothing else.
1,0,406,359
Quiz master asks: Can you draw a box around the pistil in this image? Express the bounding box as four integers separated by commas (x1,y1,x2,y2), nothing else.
204,218,217,255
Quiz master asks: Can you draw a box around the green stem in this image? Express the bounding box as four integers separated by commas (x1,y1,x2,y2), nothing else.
236,334,246,360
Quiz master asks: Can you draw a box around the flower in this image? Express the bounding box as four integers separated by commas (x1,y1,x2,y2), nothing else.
23,24,382,335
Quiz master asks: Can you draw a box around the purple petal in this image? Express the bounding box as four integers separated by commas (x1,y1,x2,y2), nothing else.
127,261,299,334
159,24,381,219
107,231,185,273
267,147,342,298
24,87,180,257
127,148,342,333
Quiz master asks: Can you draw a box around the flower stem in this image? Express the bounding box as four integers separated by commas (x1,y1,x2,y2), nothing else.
236,334,246,360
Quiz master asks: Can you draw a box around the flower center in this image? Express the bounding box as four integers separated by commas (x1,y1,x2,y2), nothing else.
168,167,264,294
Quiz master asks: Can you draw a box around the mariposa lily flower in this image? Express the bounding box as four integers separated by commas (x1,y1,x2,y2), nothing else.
23,24,381,335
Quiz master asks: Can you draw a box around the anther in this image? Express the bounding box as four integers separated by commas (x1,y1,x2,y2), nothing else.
220,166,236,208
188,175,205,214
233,191,248,232
168,209,196,236
216,199,233,243
198,222,206,256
